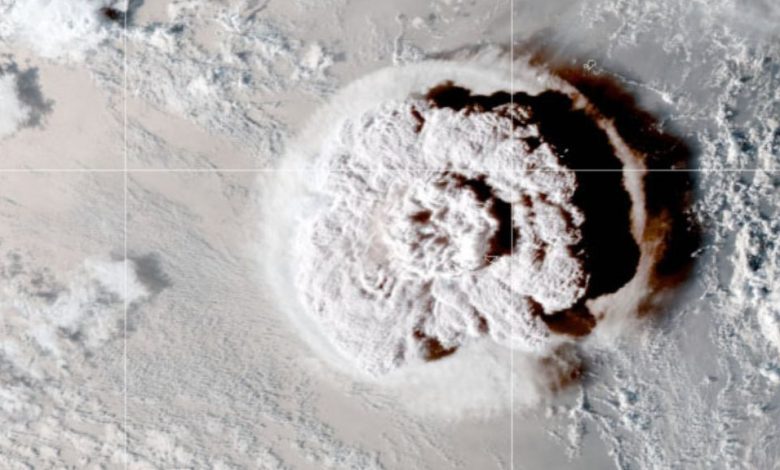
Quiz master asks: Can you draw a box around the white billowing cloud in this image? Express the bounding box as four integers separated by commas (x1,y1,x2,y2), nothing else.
263,58,645,383
290,96,587,377
0,0,123,60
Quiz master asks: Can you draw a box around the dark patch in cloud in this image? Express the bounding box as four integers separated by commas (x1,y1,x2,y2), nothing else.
129,252,172,295
547,59,702,292
122,252,171,334
0,59,54,130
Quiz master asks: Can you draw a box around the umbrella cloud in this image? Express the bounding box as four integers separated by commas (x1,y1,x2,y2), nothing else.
266,54,698,381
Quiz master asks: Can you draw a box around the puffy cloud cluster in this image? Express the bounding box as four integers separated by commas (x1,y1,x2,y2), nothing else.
0,0,124,60
0,61,51,140
0,70,31,139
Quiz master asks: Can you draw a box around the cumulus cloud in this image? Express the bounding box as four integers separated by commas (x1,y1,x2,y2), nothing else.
0,256,149,366
0,0,125,60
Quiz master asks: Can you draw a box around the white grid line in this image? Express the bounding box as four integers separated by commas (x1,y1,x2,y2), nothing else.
509,0,515,468
0,168,776,173
123,4,129,468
